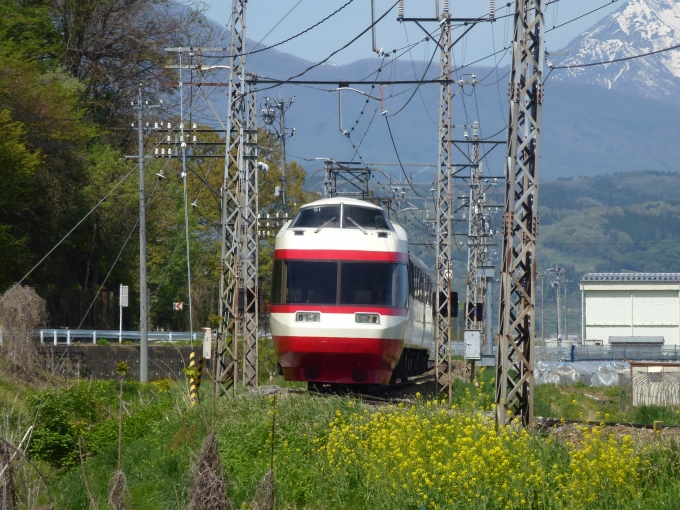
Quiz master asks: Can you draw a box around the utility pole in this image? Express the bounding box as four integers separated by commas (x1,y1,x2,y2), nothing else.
553,278,561,344
496,0,545,427
434,6,453,400
564,278,572,343
464,121,485,380
262,96,295,215
397,0,495,400
217,0,260,392
538,272,545,345
133,87,160,383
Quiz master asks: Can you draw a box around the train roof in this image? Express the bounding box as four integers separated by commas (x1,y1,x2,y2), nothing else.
409,252,432,275
299,197,384,211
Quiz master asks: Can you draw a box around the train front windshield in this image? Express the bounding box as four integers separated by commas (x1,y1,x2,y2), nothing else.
290,205,340,228
273,261,408,308
290,204,390,230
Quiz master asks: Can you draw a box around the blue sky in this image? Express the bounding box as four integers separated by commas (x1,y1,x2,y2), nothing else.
204,0,627,66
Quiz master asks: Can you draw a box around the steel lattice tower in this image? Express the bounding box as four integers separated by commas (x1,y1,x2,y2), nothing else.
218,0,259,391
496,0,544,426
434,12,453,397
465,124,486,335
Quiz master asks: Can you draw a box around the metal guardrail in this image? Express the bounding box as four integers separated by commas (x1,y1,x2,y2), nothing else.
35,329,206,345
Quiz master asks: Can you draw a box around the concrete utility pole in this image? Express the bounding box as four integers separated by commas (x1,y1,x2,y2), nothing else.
496,0,545,427
262,96,295,216
133,87,160,383
554,279,561,344
537,272,546,344
564,280,568,342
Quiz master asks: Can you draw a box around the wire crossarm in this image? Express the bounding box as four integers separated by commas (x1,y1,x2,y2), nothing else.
496,0,544,427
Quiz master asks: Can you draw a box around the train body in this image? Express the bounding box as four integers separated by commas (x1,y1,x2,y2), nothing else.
269,197,434,385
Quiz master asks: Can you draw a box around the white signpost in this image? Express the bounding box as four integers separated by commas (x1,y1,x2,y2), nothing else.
119,285,129,343
202,327,212,360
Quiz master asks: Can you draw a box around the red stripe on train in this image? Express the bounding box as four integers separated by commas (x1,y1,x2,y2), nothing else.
273,335,403,355
270,304,407,316
274,249,407,262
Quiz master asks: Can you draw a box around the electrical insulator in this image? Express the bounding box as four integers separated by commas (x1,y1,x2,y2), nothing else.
398,0,404,18
473,121,479,140
155,148,158,155
154,122,158,129
489,0,495,19
443,0,449,13
192,135,196,142
180,123,184,129
167,122,171,129
192,123,197,129
161,148,166,155
167,136,171,142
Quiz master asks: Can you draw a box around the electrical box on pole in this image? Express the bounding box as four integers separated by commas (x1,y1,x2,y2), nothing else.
496,0,545,427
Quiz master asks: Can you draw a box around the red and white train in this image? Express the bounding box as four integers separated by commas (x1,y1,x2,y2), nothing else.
270,197,434,386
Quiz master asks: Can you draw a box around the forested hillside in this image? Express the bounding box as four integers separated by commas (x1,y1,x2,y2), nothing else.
529,171,680,339
0,0,313,330
539,171,680,274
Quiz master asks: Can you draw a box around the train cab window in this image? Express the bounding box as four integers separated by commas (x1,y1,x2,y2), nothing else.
340,262,408,308
290,205,340,229
343,205,390,230
282,261,337,304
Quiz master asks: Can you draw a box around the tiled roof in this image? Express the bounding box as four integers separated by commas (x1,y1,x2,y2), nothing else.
581,273,680,282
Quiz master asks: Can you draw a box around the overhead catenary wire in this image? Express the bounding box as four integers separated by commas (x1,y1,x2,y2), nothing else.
244,0,356,56
384,116,424,198
247,1,400,96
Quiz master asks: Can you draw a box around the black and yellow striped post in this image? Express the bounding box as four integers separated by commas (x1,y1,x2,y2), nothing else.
196,356,204,390
189,351,198,406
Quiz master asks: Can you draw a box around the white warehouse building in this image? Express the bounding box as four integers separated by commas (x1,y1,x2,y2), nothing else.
580,273,680,346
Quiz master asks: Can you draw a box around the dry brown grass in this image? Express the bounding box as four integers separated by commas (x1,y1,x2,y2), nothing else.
107,469,129,510
251,468,275,510
0,286,45,372
188,433,230,510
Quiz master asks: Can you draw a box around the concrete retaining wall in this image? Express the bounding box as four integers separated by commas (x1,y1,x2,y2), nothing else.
39,345,195,380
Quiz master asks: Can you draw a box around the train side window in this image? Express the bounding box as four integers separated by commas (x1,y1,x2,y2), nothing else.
272,260,282,304
283,261,338,304
397,264,408,308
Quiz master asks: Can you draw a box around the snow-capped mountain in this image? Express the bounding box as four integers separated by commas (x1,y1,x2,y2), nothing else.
553,0,680,100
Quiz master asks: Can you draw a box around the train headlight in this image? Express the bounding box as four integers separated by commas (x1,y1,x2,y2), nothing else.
355,313,380,324
296,312,320,322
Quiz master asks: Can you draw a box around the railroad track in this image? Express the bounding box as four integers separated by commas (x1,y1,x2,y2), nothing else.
306,373,435,404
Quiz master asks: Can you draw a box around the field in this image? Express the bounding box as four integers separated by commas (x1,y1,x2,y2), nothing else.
0,363,677,510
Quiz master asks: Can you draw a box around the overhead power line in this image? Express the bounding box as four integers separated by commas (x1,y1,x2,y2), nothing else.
0,164,137,305
384,115,424,198
250,1,399,95
549,42,680,69
245,0,356,56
